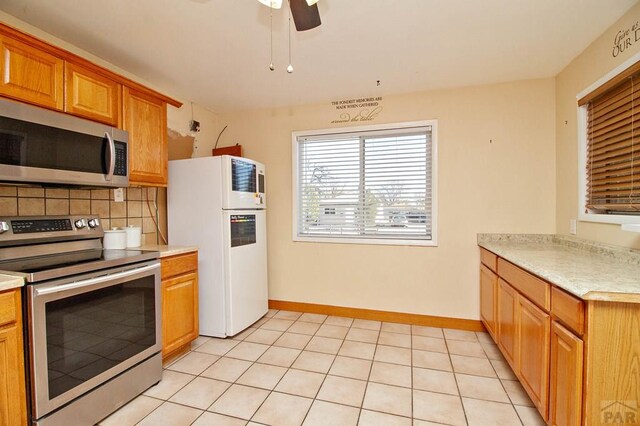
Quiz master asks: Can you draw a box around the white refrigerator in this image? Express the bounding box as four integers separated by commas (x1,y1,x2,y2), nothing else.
167,155,268,338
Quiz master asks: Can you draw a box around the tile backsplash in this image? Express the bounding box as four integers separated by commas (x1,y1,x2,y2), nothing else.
0,185,166,244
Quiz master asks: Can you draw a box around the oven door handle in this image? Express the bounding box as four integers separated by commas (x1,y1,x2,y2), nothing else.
34,263,159,296
105,131,116,182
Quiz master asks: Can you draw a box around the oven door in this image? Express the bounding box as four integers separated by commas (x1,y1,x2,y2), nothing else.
27,261,161,420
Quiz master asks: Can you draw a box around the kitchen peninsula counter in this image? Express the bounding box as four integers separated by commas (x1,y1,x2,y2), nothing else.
478,234,640,303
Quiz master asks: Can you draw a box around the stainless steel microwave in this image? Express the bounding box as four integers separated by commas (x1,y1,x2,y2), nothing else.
0,98,128,187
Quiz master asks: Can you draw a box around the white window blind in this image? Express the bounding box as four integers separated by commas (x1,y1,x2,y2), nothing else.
295,124,434,244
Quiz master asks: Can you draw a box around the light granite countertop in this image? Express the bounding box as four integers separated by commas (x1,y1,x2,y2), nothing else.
134,244,198,258
478,234,640,303
0,274,24,292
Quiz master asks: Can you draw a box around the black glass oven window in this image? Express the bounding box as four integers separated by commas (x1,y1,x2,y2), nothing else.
0,116,121,174
45,275,156,399
230,215,256,247
231,159,256,193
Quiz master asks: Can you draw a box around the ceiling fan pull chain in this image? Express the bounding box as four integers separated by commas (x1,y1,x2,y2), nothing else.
287,0,294,74
269,5,275,71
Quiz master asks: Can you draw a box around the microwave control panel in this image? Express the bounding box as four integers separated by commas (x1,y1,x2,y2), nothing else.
114,142,127,176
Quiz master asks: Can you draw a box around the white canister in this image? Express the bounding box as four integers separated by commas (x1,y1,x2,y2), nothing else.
103,228,127,249
125,225,142,248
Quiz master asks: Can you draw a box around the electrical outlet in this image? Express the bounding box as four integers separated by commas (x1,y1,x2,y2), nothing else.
114,188,124,202
569,219,577,235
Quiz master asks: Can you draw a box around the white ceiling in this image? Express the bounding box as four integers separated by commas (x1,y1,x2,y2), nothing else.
1,0,637,113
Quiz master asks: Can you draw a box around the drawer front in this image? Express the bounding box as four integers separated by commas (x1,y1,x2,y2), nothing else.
480,248,498,272
161,252,198,280
498,258,550,311
551,287,585,336
0,289,18,328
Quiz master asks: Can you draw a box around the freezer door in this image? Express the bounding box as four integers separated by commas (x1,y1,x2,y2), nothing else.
222,210,268,336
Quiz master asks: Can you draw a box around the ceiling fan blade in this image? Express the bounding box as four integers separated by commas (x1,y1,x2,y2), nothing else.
289,0,321,31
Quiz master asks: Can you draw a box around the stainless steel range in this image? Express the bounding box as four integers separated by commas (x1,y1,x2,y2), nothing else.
0,215,162,426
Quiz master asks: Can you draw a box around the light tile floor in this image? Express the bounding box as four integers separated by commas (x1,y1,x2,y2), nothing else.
99,310,547,426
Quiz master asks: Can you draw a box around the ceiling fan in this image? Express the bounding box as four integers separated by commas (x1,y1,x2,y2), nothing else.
257,0,322,31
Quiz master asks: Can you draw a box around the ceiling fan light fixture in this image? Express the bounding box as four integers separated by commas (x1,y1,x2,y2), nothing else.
305,0,319,5
257,0,283,9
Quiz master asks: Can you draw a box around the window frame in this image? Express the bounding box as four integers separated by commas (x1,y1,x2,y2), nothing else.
577,51,640,225
292,120,438,247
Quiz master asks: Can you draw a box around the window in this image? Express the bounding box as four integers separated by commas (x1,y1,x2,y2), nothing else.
578,54,640,223
292,121,437,246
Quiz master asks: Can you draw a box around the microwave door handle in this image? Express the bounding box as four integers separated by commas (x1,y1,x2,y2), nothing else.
105,131,115,181
34,263,159,296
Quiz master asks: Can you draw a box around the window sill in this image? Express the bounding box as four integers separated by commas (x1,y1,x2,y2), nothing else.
293,236,438,247
621,224,640,233
578,212,640,225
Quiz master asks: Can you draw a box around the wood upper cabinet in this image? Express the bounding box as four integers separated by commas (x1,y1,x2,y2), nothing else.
517,295,550,419
0,33,63,110
65,61,121,126
549,321,583,426
123,86,168,186
497,278,518,367
480,264,498,340
0,289,27,426
161,251,199,359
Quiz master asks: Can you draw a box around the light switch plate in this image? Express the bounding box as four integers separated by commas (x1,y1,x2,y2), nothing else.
114,188,124,202
569,219,577,235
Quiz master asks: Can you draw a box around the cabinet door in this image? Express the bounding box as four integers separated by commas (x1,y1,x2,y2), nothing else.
0,291,26,426
518,296,550,420
549,321,583,426
0,34,63,110
162,272,199,357
65,62,121,126
123,86,168,186
480,264,498,341
497,278,518,367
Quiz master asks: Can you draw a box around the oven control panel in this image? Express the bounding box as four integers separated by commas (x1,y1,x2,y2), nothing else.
0,215,103,245
11,218,73,234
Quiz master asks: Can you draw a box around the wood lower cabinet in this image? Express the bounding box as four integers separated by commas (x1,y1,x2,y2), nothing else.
480,264,498,340
479,247,640,425
161,251,199,360
0,288,27,426
65,62,121,126
123,87,168,186
497,278,518,367
518,296,550,417
549,321,583,426
0,33,63,110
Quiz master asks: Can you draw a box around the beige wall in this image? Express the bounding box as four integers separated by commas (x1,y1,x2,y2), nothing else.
213,79,556,319
556,2,640,249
